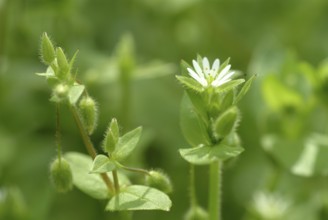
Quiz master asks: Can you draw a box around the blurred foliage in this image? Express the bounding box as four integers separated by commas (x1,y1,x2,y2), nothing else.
1,0,328,219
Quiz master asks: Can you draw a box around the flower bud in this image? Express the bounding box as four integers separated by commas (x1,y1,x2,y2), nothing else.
78,96,98,135
41,32,55,65
213,106,239,139
146,170,172,194
103,118,119,153
184,206,209,220
53,83,69,101
50,158,73,193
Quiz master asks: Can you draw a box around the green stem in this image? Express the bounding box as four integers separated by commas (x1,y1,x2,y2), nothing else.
120,79,131,128
116,162,150,176
70,105,115,194
189,164,198,208
112,170,120,194
55,104,62,162
209,161,222,220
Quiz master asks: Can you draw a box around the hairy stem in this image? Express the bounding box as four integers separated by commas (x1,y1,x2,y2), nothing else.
55,104,62,162
70,105,115,193
112,170,120,194
189,164,198,208
209,161,222,220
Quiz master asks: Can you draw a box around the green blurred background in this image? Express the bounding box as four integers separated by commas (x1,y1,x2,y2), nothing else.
1,0,328,219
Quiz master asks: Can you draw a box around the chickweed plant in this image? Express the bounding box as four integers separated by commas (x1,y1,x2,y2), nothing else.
176,56,255,220
36,33,172,218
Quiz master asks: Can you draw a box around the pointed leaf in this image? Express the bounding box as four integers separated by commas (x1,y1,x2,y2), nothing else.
179,144,244,165
41,32,55,65
64,152,131,199
180,94,211,147
90,155,116,173
176,75,205,93
106,185,172,211
234,74,256,103
112,127,142,161
103,118,120,153
68,84,85,105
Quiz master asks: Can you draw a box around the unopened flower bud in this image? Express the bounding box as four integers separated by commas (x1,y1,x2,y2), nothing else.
41,32,55,65
53,84,69,100
78,96,98,135
146,170,172,194
50,158,73,193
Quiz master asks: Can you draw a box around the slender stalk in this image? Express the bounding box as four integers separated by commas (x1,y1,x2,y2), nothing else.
208,161,222,220
55,104,62,162
112,170,120,194
69,105,115,193
189,164,198,208
116,162,149,175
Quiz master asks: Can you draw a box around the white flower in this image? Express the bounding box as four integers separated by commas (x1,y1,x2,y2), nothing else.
187,57,236,88
252,191,290,220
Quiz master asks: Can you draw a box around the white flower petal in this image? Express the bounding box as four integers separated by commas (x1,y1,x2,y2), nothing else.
202,57,210,75
215,65,231,82
192,60,204,78
211,59,220,76
220,71,235,82
187,68,207,87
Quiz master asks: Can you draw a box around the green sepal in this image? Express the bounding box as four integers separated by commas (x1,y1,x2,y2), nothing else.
103,118,120,153
217,57,230,74
112,127,142,161
185,90,208,125
219,91,234,112
176,75,205,93
56,47,70,80
180,94,211,147
90,155,116,173
68,84,85,105
234,74,256,104
214,79,245,94
41,32,55,65
145,170,173,194
179,143,244,165
213,107,239,139
106,185,172,211
180,60,193,77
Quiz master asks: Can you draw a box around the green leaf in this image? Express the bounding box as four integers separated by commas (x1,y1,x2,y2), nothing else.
68,84,85,105
112,127,142,161
234,74,256,104
106,185,172,211
215,79,245,94
56,47,69,74
176,75,205,93
36,66,55,78
179,144,244,165
217,57,230,74
213,107,239,139
186,90,208,124
180,94,211,147
64,152,110,199
90,155,116,173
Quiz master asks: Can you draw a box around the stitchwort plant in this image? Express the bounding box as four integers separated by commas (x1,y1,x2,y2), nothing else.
36,33,172,217
177,56,255,220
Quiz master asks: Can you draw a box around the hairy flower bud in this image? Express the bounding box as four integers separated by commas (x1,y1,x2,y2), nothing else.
50,158,73,193
41,32,55,65
78,96,98,135
146,170,172,194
